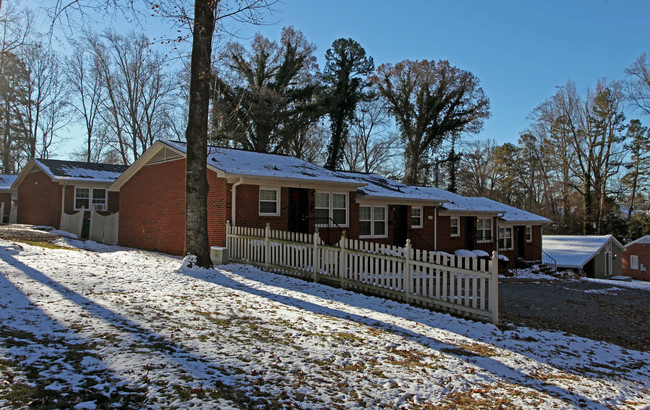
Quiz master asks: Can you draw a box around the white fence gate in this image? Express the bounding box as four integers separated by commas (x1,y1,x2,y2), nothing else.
226,223,499,324
59,208,119,244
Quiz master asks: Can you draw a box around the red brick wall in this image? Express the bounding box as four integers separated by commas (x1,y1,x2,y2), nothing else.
233,184,289,230
119,159,228,255
622,242,650,281
17,170,62,228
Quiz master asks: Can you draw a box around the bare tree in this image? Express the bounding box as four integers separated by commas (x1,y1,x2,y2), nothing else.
67,41,105,162
17,41,70,159
372,60,490,185
342,98,398,175
457,139,498,197
87,31,179,164
625,53,650,115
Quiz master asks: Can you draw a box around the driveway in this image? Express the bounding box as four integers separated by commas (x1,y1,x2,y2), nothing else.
499,279,649,351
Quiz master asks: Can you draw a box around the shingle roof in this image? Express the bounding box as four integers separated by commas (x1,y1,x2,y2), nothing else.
0,174,17,190
35,159,128,183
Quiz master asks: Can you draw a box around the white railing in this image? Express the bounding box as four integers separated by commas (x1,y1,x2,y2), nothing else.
226,223,499,324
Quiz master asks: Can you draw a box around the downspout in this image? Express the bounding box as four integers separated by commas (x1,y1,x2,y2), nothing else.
60,184,66,229
433,206,437,251
231,177,244,226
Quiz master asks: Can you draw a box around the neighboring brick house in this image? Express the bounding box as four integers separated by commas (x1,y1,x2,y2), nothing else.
622,235,650,281
11,158,127,229
0,174,17,223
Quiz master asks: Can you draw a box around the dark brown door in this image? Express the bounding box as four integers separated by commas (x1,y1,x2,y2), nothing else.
464,217,475,249
516,226,525,259
288,188,309,233
392,205,408,246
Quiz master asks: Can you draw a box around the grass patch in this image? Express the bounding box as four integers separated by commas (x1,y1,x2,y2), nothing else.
21,240,80,251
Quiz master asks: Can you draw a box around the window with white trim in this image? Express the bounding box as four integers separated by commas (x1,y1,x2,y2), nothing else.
315,192,348,227
360,205,387,238
499,226,513,250
259,188,280,216
411,207,422,228
74,187,107,211
476,218,492,242
631,255,639,270
450,217,459,237
526,225,532,242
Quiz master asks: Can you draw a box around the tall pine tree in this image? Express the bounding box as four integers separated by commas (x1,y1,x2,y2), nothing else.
323,38,374,170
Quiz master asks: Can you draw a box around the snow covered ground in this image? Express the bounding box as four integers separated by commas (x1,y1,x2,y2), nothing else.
1,235,649,408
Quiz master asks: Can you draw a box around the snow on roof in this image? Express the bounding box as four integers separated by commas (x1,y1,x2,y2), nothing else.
628,235,650,246
35,159,128,183
336,172,448,202
0,174,17,190
163,141,361,186
543,235,622,268
477,198,551,223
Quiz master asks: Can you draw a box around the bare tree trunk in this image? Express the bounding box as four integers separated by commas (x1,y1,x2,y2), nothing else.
184,0,216,267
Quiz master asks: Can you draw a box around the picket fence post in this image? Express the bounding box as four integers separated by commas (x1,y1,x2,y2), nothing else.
264,223,271,270
490,251,499,325
313,229,319,283
405,239,413,303
339,231,347,289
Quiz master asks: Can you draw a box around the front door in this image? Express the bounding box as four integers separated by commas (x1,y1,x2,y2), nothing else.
464,217,475,249
288,188,309,233
392,205,408,246
516,226,525,259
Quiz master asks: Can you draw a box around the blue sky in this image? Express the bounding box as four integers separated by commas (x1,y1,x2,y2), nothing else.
228,0,649,144
38,0,650,154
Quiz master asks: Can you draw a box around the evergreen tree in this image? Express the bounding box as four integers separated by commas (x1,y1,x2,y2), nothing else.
323,38,374,170
622,119,650,218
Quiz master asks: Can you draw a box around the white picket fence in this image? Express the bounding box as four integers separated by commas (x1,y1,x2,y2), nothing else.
226,223,499,324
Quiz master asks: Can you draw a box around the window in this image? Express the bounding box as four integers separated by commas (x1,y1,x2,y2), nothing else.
411,207,422,228
499,227,513,250
526,225,532,242
315,192,348,227
631,255,639,270
259,188,279,216
476,218,492,242
450,217,459,237
92,189,106,211
360,206,387,238
75,188,90,210
74,187,108,211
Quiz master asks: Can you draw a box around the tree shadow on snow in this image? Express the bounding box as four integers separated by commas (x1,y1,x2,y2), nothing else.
182,263,611,409
0,247,247,397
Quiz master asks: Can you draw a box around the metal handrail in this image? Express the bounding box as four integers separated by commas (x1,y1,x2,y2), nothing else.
307,217,344,245
407,228,436,252
529,241,557,272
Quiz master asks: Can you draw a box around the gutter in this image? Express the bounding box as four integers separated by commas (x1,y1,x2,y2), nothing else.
231,177,244,226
